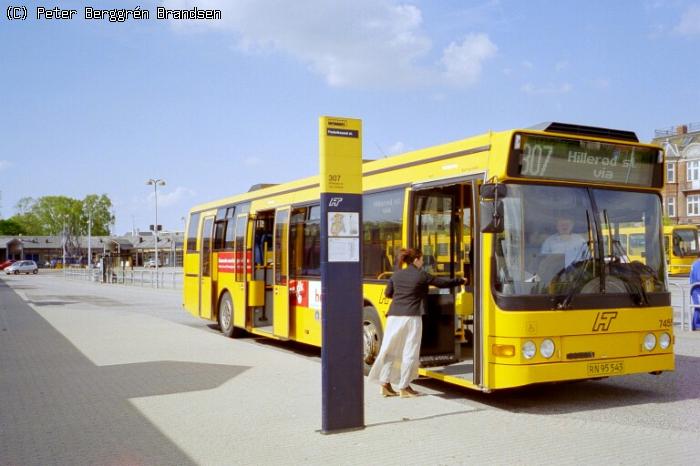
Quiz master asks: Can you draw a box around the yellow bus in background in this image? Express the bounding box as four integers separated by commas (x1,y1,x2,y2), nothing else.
183,121,673,391
663,225,700,275
612,225,699,275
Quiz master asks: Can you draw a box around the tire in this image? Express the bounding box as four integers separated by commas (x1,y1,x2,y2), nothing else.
362,307,383,376
13,270,18,275
32,269,38,274
218,292,242,338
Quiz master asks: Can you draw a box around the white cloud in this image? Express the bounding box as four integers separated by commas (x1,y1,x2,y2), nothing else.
521,60,534,70
441,33,497,86
675,5,700,35
0,160,11,171
386,142,406,155
521,82,573,95
147,186,196,207
163,0,496,89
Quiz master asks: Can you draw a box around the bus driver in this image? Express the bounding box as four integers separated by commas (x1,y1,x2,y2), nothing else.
540,215,587,268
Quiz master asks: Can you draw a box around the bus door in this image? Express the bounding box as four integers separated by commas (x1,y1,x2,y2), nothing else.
232,213,248,329
412,184,461,366
273,207,291,339
199,216,215,319
411,178,479,382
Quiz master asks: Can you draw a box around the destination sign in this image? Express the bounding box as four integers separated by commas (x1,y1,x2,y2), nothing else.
513,134,661,187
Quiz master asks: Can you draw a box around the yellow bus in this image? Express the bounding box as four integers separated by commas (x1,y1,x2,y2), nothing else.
603,225,699,275
183,121,673,391
663,225,699,275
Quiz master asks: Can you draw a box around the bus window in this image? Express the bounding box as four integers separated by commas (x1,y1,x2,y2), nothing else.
289,205,321,277
414,190,455,276
363,189,404,279
629,234,645,258
673,228,700,256
186,212,200,253
214,205,235,250
274,209,290,285
201,217,214,277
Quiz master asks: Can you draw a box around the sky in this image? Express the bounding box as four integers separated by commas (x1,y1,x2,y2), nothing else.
1,0,699,235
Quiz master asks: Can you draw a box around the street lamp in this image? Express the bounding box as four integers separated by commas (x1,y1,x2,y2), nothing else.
86,209,92,269
62,218,67,277
146,178,166,288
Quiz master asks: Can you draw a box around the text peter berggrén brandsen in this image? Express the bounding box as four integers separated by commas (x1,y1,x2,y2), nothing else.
35,6,222,22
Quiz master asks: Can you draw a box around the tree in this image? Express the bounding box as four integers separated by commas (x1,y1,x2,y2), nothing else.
11,194,115,237
9,194,116,259
81,194,115,236
0,218,26,235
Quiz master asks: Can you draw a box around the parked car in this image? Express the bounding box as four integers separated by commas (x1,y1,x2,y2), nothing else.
0,259,16,270
144,258,162,268
5,260,38,275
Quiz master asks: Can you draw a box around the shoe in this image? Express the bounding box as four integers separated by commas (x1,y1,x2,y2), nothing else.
399,386,420,398
381,383,398,397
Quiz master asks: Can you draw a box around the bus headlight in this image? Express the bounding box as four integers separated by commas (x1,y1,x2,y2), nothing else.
643,333,657,351
659,332,671,350
522,340,536,359
540,339,555,359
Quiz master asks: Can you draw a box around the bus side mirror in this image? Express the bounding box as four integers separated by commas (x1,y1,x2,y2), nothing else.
480,183,506,199
479,183,506,234
480,200,504,233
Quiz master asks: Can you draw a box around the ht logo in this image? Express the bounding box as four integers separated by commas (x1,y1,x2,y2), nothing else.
592,312,618,331
328,197,343,207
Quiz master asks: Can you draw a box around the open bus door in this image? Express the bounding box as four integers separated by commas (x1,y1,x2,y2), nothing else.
411,177,480,386
199,216,215,319
232,213,249,329
273,207,291,339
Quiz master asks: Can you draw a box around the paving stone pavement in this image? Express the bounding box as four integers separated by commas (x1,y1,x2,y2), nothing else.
1,274,699,465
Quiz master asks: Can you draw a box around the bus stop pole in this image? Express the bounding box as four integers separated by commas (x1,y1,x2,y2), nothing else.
319,116,364,433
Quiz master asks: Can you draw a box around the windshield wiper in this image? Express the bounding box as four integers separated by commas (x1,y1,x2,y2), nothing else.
556,210,596,309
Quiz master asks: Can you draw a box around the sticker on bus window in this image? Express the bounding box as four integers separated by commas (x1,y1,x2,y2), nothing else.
290,279,309,307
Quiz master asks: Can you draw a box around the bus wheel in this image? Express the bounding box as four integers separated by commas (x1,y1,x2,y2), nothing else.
218,292,239,338
363,307,383,375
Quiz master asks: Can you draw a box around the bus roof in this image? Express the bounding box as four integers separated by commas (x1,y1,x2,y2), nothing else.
188,123,660,213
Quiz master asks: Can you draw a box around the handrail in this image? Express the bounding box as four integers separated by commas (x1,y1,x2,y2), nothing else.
668,282,687,331
63,267,182,289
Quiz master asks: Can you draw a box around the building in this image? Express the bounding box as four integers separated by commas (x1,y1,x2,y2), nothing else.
0,232,183,267
653,122,700,225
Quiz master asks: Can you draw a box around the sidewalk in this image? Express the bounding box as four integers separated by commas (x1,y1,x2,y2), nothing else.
1,274,699,465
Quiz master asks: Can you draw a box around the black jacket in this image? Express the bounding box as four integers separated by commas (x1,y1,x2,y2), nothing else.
385,264,464,316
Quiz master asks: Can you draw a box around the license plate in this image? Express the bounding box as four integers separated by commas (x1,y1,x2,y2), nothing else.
586,360,624,376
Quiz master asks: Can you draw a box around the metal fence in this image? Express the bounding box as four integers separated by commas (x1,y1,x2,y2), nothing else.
64,267,182,289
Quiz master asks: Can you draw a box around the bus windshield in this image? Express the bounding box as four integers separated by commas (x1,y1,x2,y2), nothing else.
494,184,666,302
673,228,700,257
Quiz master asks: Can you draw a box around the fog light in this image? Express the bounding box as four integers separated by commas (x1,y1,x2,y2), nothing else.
659,332,671,350
540,339,555,359
522,340,536,359
643,333,656,351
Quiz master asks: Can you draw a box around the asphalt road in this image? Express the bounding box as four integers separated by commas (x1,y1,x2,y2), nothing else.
1,272,699,465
